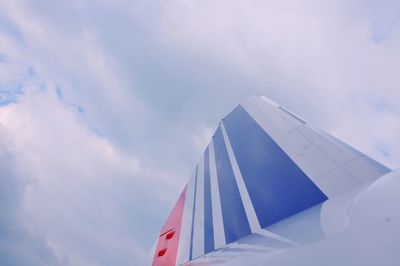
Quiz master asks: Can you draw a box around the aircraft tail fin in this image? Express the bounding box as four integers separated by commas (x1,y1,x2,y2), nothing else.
152,96,390,266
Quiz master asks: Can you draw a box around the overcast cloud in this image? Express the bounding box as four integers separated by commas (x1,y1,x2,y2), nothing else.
0,0,399,265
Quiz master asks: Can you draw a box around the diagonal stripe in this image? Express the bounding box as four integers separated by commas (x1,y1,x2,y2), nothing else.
189,166,198,261
220,121,260,233
176,172,197,265
223,105,327,229
258,229,298,246
203,147,215,253
192,156,205,259
221,122,297,246
209,138,226,249
213,125,251,244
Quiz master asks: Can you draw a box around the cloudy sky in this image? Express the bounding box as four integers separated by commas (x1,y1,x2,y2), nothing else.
0,0,399,265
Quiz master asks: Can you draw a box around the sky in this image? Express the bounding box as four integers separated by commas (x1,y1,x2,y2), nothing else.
0,0,399,265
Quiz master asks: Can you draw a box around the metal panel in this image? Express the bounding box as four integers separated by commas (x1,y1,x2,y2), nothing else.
297,125,359,165
292,143,338,180
277,128,311,158
342,156,390,183
314,168,360,198
242,98,296,139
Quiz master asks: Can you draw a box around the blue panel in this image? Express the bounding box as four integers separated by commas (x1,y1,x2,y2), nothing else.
189,166,198,261
203,147,215,253
223,106,328,228
213,126,251,244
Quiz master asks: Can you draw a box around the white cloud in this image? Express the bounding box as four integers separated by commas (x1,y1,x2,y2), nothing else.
0,84,180,265
156,0,400,167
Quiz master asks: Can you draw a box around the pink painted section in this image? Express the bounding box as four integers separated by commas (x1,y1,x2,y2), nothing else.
152,187,187,266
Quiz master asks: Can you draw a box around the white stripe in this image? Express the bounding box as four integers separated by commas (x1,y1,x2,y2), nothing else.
220,122,261,233
176,173,196,265
209,138,226,249
192,157,205,259
260,95,280,107
258,229,298,246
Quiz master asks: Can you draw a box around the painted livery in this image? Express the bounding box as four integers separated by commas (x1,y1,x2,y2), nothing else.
152,96,397,266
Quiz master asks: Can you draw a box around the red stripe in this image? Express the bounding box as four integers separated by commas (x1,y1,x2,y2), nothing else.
152,186,187,266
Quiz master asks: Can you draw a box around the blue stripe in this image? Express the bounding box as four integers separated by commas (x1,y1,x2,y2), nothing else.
189,166,198,261
223,106,328,228
213,126,251,244
203,147,214,253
